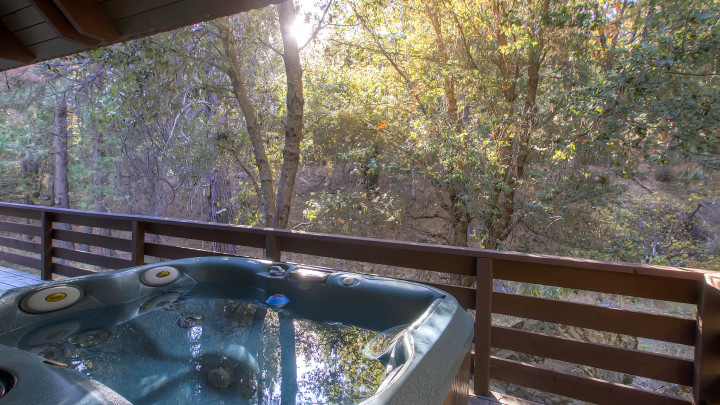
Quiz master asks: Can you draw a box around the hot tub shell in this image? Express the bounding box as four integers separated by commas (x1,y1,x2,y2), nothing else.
0,257,474,404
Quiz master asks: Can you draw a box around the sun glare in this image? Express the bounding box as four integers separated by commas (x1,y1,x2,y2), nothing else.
289,20,313,44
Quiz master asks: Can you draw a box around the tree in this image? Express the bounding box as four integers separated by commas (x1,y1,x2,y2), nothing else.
218,0,305,229
314,0,601,248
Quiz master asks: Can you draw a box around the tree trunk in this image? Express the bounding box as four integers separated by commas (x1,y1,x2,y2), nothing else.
20,153,39,241
483,0,548,250
273,0,305,229
426,1,458,121
205,167,237,254
219,20,276,227
90,128,116,256
54,99,70,209
90,126,108,213
53,98,73,250
450,192,469,247
218,4,304,230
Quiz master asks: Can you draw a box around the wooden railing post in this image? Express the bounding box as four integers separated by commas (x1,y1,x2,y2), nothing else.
265,233,281,262
694,273,720,405
40,211,53,280
131,220,145,266
475,258,493,397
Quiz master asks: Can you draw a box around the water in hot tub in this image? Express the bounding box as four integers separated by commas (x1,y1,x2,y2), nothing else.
25,297,388,404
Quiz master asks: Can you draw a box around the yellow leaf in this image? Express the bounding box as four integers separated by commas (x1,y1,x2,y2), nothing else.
376,121,387,130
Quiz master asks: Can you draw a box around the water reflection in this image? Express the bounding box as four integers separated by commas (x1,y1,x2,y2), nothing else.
19,299,387,404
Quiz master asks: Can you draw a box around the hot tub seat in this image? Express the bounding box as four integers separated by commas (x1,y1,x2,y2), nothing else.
0,344,131,404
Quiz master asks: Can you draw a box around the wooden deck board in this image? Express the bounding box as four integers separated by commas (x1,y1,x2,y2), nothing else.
0,265,44,291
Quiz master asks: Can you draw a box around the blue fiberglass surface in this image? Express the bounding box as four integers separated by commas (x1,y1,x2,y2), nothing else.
13,293,388,405
0,257,474,405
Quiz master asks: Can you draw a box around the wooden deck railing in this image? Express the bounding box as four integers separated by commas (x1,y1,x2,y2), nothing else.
0,202,719,404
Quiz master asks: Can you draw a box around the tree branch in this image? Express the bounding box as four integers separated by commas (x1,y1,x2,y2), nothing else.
351,4,429,115
298,0,334,51
255,35,283,56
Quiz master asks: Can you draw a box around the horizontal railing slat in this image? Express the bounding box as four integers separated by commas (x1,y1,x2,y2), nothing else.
277,233,476,275
0,235,41,254
52,262,95,277
53,247,133,269
144,222,266,249
490,357,692,405
0,249,40,270
427,283,474,309
144,243,241,260
0,220,41,237
492,292,696,346
493,260,699,304
53,229,131,252
491,326,694,386
52,212,132,231
0,205,41,220
0,202,710,281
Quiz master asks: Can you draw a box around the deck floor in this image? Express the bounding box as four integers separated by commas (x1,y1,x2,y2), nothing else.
0,266,44,291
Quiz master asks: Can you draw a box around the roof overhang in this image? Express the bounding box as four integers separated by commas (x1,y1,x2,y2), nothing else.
0,0,282,72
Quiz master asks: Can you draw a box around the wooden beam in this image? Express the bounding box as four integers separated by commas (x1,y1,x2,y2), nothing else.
0,21,35,63
52,0,121,41
0,221,41,237
492,292,697,346
52,211,131,230
0,202,711,283
29,0,101,45
0,204,41,220
145,222,266,249
427,284,474,309
40,211,53,280
491,326,694,386
0,250,41,270
52,262,94,277
491,357,691,405
694,273,720,404
493,259,700,304
53,228,131,252
144,242,236,261
131,220,145,265
276,232,476,275
53,246,132,269
474,258,493,397
0,235,41,254
265,234,281,261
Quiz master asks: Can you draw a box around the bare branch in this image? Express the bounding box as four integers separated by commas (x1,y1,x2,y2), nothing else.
255,35,283,56
299,0,334,52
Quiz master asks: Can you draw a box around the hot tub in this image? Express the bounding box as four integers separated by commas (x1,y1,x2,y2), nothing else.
0,257,473,404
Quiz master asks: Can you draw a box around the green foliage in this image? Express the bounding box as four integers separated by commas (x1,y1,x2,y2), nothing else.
303,190,400,236
1,0,720,271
